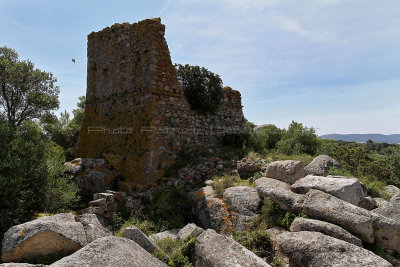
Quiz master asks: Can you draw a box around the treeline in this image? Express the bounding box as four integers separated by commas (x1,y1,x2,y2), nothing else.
246,121,400,188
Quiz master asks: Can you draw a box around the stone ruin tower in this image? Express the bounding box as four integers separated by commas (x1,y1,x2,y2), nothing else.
76,18,247,191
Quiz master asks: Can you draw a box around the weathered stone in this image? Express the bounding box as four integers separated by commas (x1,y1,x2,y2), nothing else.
371,195,400,253
289,217,362,247
291,175,364,205
385,185,400,197
256,177,304,214
123,226,158,253
50,236,167,267
190,186,232,232
265,160,306,184
1,214,86,263
358,196,376,210
93,192,114,202
75,214,112,243
149,229,179,243
88,198,106,207
195,229,270,267
301,189,375,243
237,158,261,178
223,186,261,231
276,231,391,267
265,227,289,266
75,18,247,188
177,223,204,240
374,197,389,207
304,154,341,176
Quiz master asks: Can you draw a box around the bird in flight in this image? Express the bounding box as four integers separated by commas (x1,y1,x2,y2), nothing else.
72,58,76,63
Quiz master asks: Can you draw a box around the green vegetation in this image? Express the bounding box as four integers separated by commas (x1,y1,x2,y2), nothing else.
114,188,193,236
260,197,307,229
212,174,255,198
0,46,59,127
0,120,79,240
153,236,196,267
175,64,223,114
40,96,85,160
0,47,81,241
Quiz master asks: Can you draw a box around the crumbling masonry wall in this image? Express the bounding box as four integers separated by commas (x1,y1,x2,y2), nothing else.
76,18,247,190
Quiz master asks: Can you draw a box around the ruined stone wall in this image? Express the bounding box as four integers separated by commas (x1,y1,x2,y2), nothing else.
76,18,247,190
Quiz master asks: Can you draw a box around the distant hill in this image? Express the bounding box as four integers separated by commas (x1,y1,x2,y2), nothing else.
320,134,400,144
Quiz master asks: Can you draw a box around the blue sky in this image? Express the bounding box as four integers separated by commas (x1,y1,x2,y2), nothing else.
1,0,399,135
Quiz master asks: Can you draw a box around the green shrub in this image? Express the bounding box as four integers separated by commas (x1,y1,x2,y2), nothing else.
115,213,159,236
260,197,307,229
175,64,223,114
153,236,196,267
276,121,318,155
248,124,283,154
0,120,79,238
233,224,273,257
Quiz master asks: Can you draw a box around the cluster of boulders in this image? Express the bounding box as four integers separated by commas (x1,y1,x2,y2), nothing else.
2,154,400,266
188,154,400,266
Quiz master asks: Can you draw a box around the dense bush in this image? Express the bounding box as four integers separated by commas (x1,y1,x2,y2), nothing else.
276,121,318,155
175,64,223,114
0,120,79,238
248,124,283,154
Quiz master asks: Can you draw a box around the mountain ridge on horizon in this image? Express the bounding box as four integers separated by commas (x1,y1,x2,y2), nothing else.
320,133,400,144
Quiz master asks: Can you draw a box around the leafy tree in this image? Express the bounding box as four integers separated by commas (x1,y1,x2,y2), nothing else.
277,121,318,155
0,120,79,238
175,64,223,114
0,47,59,127
41,96,86,160
249,124,283,153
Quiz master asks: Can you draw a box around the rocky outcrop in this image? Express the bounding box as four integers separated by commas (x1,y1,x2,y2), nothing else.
304,154,341,176
123,226,158,253
385,185,400,198
276,231,391,267
256,177,305,214
176,223,204,240
237,158,261,178
190,186,232,232
371,195,400,253
1,214,87,263
223,186,261,231
291,175,364,205
194,229,270,267
265,227,289,266
301,189,375,243
50,236,167,267
289,217,362,247
374,197,389,208
75,214,112,243
264,160,306,184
